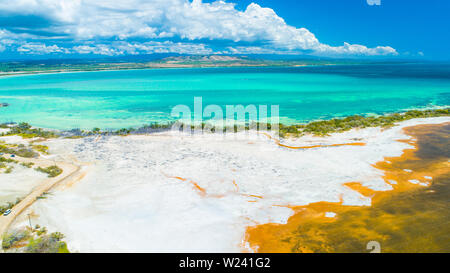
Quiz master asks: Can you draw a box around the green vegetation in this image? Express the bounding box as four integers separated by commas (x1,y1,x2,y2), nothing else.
0,139,48,158
36,226,47,236
0,142,44,173
2,230,31,250
0,156,18,164
26,234,69,253
64,135,84,139
114,128,133,136
35,165,63,178
0,154,17,172
32,144,49,154
3,108,450,140
20,162,35,168
36,191,50,200
277,108,449,137
0,61,160,76
4,166,14,173
64,108,449,139
14,148,38,158
0,122,59,139
2,226,69,253
0,197,22,215
0,142,38,158
0,140,60,176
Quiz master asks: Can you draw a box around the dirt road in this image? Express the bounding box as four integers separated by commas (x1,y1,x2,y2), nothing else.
0,154,87,251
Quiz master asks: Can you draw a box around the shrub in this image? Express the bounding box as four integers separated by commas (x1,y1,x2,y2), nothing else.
32,145,49,154
2,230,31,250
18,122,32,130
25,232,69,253
2,123,59,139
2,222,69,253
36,227,47,236
0,198,22,214
20,162,35,168
35,165,63,178
15,148,38,158
280,108,450,137
0,143,38,158
4,166,14,173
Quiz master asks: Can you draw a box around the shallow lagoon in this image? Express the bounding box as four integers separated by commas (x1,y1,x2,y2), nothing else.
0,64,449,130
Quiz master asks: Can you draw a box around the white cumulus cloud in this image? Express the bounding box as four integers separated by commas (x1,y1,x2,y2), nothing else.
17,43,68,54
0,0,398,56
72,41,214,56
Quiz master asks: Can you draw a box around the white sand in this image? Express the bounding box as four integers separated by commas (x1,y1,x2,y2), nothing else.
0,135,48,205
7,117,450,252
0,164,47,206
0,135,35,145
325,212,337,218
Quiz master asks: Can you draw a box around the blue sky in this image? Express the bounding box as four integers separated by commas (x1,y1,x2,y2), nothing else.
231,0,450,60
0,0,448,60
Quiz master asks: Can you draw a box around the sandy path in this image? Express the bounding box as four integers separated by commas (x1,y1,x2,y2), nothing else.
0,154,85,251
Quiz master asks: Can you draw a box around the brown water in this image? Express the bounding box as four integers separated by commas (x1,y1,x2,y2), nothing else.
245,123,450,253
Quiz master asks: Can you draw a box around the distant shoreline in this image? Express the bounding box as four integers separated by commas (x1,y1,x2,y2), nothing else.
0,57,431,78
0,63,325,78
0,53,354,78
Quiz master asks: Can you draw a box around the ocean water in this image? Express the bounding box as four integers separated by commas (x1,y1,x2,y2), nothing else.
0,63,449,130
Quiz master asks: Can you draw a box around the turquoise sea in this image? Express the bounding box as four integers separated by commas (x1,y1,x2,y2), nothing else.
0,63,449,130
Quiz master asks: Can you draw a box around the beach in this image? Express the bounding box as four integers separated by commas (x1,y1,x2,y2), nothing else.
1,116,448,252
